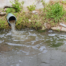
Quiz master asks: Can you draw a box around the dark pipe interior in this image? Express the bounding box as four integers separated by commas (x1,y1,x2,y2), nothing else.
9,16,16,21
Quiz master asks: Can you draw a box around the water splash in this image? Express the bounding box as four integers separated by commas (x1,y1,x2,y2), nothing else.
10,22,18,34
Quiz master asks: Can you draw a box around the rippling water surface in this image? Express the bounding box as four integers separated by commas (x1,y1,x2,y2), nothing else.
0,29,66,66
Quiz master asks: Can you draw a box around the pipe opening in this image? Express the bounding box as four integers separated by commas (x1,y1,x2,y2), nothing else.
9,16,16,22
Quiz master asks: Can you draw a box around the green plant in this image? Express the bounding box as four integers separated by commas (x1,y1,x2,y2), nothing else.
0,19,6,29
13,13,18,17
35,21,42,27
6,8,15,13
27,4,36,11
11,0,24,12
46,2,65,22
41,0,46,12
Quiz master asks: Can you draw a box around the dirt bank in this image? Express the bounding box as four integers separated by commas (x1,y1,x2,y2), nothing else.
0,0,66,32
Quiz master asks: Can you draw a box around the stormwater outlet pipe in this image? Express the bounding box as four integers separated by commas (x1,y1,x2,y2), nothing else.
7,13,17,26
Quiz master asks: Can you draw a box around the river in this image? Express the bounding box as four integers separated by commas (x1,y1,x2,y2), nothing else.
0,29,66,66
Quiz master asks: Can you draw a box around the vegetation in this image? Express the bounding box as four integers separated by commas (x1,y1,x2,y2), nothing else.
11,0,24,12
6,0,24,13
46,3,65,22
6,8,15,13
0,17,9,29
15,12,42,30
27,4,36,11
0,0,66,31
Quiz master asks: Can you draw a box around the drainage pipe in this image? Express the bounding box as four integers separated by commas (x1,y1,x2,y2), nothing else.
7,13,17,26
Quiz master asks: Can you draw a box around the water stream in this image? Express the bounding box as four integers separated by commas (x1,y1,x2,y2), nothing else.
0,23,66,66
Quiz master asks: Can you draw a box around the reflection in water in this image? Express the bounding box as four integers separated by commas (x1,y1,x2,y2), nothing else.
0,29,66,66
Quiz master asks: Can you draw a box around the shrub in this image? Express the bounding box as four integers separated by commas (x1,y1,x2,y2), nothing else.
6,8,15,13
46,3,65,22
6,0,24,13
27,4,36,11
11,0,24,12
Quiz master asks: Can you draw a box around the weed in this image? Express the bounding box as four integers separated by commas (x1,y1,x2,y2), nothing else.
46,2,65,22
10,0,24,12
33,14,38,19
27,4,36,11
6,8,15,13
35,21,42,27
6,0,24,13
41,0,46,12
0,19,6,29
13,13,18,17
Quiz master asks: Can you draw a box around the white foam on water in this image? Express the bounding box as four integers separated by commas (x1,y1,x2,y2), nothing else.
39,46,46,51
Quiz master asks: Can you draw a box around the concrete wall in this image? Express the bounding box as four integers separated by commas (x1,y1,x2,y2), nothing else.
0,0,50,9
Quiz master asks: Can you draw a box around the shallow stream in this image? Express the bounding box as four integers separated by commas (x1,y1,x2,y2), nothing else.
0,29,66,66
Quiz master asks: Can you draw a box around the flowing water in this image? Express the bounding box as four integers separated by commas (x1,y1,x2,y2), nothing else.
0,23,66,66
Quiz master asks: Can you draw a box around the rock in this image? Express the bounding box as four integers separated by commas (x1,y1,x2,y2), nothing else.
60,23,66,28
29,19,31,22
51,23,66,32
32,11,38,14
51,26,66,32
0,12,6,16
41,23,51,30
